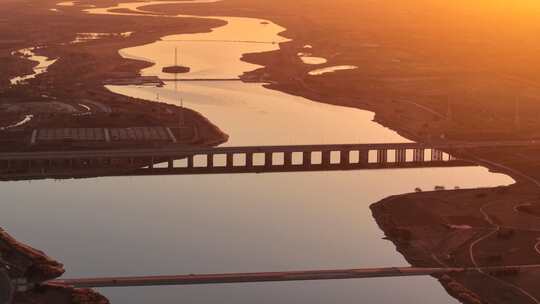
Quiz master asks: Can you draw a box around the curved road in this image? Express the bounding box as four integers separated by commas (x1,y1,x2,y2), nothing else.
468,155,540,303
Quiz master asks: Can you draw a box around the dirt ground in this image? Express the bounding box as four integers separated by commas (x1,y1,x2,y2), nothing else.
144,0,540,141
0,0,228,148
4,1,540,304
372,184,540,304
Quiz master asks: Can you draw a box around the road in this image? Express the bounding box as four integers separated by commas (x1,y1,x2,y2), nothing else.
1,140,540,161
467,155,540,303
49,265,540,289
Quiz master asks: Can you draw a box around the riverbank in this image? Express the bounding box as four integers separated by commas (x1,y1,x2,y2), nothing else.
106,1,540,303
0,0,228,150
0,2,230,301
0,227,108,304
140,0,540,141
1,1,537,304
371,184,540,304
138,0,540,178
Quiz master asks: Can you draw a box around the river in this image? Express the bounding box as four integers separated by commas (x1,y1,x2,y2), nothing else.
1,1,514,304
9,48,57,86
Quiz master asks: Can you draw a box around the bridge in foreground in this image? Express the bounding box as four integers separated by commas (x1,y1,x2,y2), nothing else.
49,265,532,288
0,140,532,180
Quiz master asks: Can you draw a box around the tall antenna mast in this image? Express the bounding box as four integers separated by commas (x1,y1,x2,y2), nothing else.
175,46,183,128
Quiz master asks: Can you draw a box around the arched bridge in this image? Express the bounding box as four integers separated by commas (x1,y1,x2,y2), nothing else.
0,142,487,180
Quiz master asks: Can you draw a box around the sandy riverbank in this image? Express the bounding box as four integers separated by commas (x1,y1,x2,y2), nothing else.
0,0,228,150
371,184,540,304
139,0,540,140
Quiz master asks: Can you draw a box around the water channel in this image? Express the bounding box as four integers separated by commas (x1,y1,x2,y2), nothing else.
1,1,515,303
9,48,57,86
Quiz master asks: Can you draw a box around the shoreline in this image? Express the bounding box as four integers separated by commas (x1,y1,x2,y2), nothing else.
2,1,539,304
0,2,230,302
370,184,540,303
0,0,229,151
138,1,540,177
0,227,109,304
125,1,540,303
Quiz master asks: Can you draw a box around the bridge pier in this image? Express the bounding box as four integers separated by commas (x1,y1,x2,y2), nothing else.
226,153,234,168
340,150,350,165
207,154,214,168
187,155,194,169
265,152,272,168
413,149,425,162
284,152,292,166
322,151,331,166
396,149,406,163
432,149,443,161
246,153,253,168
377,150,387,164
303,152,311,166
359,150,369,165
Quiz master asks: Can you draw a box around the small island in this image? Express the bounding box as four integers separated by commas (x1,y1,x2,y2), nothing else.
162,65,190,74
162,47,190,74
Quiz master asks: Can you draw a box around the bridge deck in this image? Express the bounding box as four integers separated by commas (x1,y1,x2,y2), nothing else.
4,140,535,181
0,140,535,160
0,142,503,180
50,267,462,288
49,265,533,288
0,142,482,181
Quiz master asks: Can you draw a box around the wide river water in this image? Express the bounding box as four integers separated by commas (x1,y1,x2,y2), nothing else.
2,1,514,303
